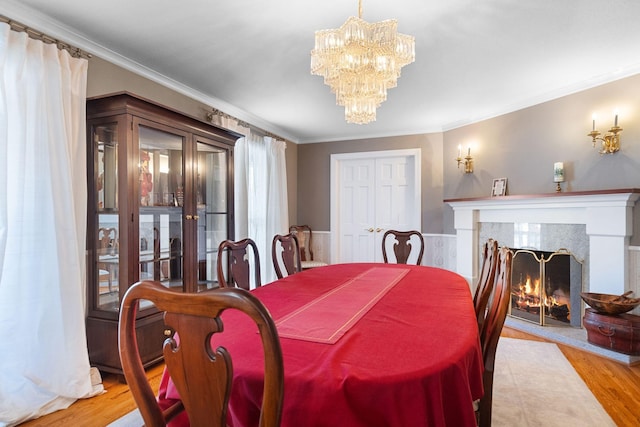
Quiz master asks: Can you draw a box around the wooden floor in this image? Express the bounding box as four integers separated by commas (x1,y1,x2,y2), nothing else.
19,327,640,426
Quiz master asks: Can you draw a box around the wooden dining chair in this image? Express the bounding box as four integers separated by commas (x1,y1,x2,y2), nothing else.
473,239,499,333
272,233,302,279
476,246,513,427
381,230,425,265
289,225,328,269
119,280,284,427
217,238,261,290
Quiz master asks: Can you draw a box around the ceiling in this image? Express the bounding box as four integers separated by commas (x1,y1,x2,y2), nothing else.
5,0,640,143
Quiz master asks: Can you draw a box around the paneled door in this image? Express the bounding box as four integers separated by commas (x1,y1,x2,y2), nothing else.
330,149,421,263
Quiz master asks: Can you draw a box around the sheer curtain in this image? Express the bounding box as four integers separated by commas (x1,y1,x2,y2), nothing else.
234,133,289,285
0,23,100,426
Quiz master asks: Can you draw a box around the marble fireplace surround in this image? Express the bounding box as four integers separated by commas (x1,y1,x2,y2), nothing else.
446,189,640,296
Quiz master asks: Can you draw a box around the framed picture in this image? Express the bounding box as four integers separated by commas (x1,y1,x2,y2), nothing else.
491,178,507,197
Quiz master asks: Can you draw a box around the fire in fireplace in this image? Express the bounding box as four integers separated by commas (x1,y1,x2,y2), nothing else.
509,248,583,327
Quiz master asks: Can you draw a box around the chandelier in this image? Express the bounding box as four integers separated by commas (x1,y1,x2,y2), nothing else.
310,0,415,124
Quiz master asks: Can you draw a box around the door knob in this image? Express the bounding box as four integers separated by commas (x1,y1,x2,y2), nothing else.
366,227,374,232
376,228,383,232
186,214,193,220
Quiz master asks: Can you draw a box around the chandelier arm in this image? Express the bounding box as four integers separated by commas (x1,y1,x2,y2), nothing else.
359,0,362,19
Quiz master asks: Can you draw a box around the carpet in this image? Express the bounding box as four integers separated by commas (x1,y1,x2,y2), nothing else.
110,338,615,426
108,409,142,427
492,338,615,426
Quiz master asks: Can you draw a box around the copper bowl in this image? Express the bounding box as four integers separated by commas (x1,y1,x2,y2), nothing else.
580,292,640,315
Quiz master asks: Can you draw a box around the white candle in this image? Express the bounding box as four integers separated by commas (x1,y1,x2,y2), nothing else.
592,113,596,131
554,162,565,183
614,110,619,127
457,144,462,159
467,147,471,157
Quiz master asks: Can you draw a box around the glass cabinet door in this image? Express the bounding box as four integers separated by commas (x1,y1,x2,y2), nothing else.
137,125,185,292
90,120,234,310
194,138,230,290
94,123,120,311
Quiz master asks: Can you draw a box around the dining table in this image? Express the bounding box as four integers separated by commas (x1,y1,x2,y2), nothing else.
157,262,484,427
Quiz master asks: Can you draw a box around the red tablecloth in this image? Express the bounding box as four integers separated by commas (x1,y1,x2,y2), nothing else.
158,263,484,427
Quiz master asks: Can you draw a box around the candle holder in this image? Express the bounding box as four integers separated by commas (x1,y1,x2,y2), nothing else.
589,113,622,155
456,147,473,173
588,126,622,155
554,162,565,193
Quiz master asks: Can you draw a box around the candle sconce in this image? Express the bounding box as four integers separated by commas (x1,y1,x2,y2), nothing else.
588,112,622,155
456,145,473,173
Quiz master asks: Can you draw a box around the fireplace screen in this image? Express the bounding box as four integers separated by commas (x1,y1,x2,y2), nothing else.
509,249,583,327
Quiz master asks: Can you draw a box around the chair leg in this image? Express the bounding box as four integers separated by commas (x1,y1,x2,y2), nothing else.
478,372,494,427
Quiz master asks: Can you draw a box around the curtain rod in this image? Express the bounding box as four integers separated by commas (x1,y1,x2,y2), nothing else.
0,15,92,59
206,108,291,144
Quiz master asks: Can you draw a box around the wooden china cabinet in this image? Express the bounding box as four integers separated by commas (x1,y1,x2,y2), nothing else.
86,92,240,374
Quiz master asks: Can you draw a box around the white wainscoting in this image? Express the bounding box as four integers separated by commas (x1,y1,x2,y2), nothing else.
311,231,457,271
421,234,457,271
310,231,331,264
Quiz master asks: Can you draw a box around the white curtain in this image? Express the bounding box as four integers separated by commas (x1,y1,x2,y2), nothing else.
264,136,289,279
0,23,100,426
234,133,289,285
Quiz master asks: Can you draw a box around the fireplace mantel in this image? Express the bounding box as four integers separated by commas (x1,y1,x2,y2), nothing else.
444,188,640,204
445,189,640,295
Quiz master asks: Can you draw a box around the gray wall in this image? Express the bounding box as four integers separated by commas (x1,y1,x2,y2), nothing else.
297,133,444,233
444,74,640,198
88,57,212,121
442,74,640,241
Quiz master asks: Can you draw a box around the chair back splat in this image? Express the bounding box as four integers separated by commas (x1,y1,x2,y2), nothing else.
473,239,499,332
477,247,513,427
119,280,284,427
288,225,314,261
289,225,328,269
98,227,118,291
382,230,425,265
217,238,261,289
272,233,302,279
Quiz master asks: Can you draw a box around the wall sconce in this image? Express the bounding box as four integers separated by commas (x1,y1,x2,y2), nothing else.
456,145,473,173
588,111,622,154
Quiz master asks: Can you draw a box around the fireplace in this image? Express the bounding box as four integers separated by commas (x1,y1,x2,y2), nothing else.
446,189,640,299
446,190,640,364
509,249,583,327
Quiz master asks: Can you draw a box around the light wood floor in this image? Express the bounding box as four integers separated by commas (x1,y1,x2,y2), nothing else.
19,327,640,427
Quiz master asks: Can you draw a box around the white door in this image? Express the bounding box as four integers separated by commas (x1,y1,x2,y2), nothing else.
331,149,421,263
337,158,376,262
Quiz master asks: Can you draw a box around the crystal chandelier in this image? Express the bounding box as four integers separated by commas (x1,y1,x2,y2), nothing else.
310,0,415,124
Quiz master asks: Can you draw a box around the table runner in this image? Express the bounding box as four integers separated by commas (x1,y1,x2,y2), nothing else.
275,267,409,344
